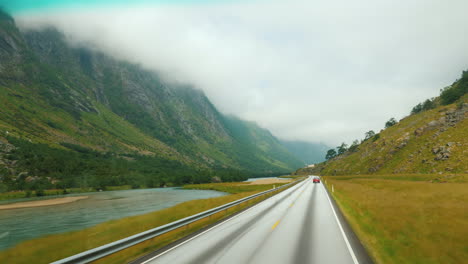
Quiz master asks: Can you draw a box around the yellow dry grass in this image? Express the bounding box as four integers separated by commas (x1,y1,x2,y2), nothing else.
324,175,468,264
248,178,292,185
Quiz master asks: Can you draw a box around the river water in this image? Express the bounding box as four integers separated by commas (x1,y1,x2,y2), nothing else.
0,188,226,250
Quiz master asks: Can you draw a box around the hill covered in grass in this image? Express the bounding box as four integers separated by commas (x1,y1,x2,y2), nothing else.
298,71,467,176
0,10,303,193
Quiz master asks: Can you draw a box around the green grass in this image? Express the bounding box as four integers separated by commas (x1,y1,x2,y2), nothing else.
0,191,28,200
0,189,85,201
324,174,468,264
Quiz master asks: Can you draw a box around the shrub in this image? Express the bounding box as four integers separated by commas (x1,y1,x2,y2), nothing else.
337,142,348,155
411,103,423,114
385,118,397,128
422,98,436,111
364,130,375,141
348,140,360,152
325,149,337,160
440,71,468,105
372,133,380,142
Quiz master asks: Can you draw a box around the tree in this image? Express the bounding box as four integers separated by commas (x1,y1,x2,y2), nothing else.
337,142,348,155
440,84,467,105
372,133,381,142
411,97,438,115
422,99,436,111
411,103,423,114
385,118,397,128
348,140,360,152
439,70,468,105
325,149,337,160
364,130,375,140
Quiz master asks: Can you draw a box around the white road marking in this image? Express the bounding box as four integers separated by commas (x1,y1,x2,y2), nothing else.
141,180,306,264
322,183,360,264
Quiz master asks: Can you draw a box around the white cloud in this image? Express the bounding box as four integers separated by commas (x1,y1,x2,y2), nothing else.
14,0,468,145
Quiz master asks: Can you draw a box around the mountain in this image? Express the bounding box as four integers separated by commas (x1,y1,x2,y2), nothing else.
0,10,303,192
299,72,467,176
279,140,329,165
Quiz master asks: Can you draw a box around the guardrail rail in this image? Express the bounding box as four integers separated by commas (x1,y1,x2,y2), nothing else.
51,180,299,264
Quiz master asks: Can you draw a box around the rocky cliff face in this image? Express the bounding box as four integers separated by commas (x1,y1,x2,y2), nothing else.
0,10,303,190
0,12,28,81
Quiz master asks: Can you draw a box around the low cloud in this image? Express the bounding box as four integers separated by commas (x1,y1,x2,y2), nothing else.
14,0,468,145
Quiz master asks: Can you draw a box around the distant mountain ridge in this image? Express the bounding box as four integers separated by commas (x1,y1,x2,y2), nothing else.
0,10,302,192
280,140,329,165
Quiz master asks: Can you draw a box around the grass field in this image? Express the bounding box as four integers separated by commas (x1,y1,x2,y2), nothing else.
279,174,302,179
323,174,468,264
0,181,293,264
183,181,288,194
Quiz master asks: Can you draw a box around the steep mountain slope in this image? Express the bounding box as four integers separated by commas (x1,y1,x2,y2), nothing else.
280,140,329,165
0,10,302,191
300,73,467,176
221,116,304,174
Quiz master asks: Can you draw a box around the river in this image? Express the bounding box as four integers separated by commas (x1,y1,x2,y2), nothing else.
0,187,226,250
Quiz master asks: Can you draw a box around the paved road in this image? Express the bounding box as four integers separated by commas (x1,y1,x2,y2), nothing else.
139,176,372,264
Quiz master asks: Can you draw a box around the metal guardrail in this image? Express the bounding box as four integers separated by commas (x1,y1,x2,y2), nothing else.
51,180,299,264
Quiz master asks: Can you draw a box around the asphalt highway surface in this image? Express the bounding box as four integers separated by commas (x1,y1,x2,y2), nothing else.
138,176,373,264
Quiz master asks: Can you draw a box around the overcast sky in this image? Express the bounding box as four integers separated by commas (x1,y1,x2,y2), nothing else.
6,0,468,145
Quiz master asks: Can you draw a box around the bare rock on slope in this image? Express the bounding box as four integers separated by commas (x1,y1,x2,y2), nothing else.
432,144,453,161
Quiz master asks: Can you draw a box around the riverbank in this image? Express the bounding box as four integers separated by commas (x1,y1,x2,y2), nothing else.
0,185,133,201
0,181,291,264
0,188,226,251
0,196,89,210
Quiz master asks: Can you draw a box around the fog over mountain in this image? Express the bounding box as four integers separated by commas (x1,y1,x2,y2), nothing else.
5,0,468,145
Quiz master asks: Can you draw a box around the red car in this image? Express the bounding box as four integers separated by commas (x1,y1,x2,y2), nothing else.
313,177,320,183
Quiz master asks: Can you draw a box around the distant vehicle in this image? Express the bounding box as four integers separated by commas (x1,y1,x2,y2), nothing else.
313,177,320,183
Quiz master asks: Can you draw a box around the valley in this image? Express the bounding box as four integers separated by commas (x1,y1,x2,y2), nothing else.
0,2,467,264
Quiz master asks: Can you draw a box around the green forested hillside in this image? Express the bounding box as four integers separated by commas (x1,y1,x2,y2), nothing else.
299,72,467,176
0,10,302,193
